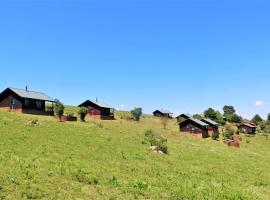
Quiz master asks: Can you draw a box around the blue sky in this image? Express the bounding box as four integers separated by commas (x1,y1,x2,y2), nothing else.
0,0,270,119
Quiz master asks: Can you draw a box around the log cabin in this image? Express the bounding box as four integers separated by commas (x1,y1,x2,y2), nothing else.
238,121,257,134
0,87,56,115
78,99,114,120
201,118,219,136
176,113,192,123
153,109,173,118
179,118,209,138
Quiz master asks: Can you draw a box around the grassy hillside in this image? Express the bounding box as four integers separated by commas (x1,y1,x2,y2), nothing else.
0,109,269,199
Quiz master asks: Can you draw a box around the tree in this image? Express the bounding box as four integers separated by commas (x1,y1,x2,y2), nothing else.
266,113,270,124
78,107,89,122
54,102,65,121
230,113,243,124
193,114,203,120
251,114,263,125
204,108,218,121
223,105,236,116
131,108,143,122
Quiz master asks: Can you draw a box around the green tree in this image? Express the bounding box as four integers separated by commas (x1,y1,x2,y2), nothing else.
223,105,236,116
230,113,243,124
251,114,263,125
131,108,143,122
267,113,270,124
204,108,218,121
78,107,89,122
193,114,203,120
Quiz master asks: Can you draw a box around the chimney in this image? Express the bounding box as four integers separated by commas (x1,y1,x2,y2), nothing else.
26,86,28,92
96,97,98,102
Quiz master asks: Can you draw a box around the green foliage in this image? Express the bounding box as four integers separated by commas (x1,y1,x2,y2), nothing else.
54,103,65,116
229,113,243,123
211,131,219,141
144,130,168,154
204,108,217,120
256,121,270,140
131,107,143,122
267,113,270,124
251,114,263,125
73,169,99,185
78,107,89,122
203,108,225,125
223,123,237,140
66,112,75,117
223,105,236,115
193,114,203,120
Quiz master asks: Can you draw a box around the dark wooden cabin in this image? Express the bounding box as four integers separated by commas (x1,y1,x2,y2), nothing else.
238,122,257,134
176,113,192,123
179,118,209,138
201,118,219,136
78,99,114,120
153,109,172,118
0,87,56,115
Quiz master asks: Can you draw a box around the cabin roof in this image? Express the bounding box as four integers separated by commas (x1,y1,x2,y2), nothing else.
4,87,56,102
202,118,219,126
180,118,208,127
154,109,172,114
177,113,192,118
239,123,257,128
79,100,113,109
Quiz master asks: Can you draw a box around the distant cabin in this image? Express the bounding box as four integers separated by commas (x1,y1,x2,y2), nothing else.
78,99,114,120
201,118,219,136
153,109,172,118
176,113,192,123
238,121,257,134
179,118,209,138
0,87,56,115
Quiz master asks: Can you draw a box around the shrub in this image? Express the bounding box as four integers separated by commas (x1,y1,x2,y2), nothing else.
144,130,168,154
211,131,219,141
66,112,75,117
131,108,143,122
78,107,89,122
74,169,98,185
54,103,65,118
160,117,169,129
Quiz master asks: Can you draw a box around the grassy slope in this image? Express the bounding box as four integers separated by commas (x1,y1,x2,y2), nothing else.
0,109,269,199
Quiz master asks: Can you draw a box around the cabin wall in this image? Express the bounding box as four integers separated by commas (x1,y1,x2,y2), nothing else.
0,95,22,112
180,123,208,138
239,125,256,134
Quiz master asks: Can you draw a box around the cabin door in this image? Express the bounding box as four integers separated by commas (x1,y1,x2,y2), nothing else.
10,98,15,110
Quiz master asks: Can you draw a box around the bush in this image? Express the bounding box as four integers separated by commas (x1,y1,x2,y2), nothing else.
78,107,89,122
66,112,75,117
144,130,168,154
211,131,219,141
54,103,65,116
131,108,143,122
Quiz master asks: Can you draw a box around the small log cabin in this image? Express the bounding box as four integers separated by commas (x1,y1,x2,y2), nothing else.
201,118,219,136
238,121,257,134
176,113,192,123
153,109,173,118
78,99,114,120
179,118,209,138
0,87,56,115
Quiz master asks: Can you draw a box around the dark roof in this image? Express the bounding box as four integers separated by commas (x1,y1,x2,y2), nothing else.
153,109,172,114
179,118,208,127
79,100,113,109
201,118,219,126
3,87,56,102
239,123,257,128
177,113,192,118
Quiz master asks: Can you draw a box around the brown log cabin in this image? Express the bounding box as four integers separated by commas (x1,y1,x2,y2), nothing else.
201,118,219,136
179,118,209,138
153,109,173,118
238,120,257,134
0,87,56,115
78,99,114,120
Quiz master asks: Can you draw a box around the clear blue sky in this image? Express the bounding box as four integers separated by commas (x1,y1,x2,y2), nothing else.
0,0,270,119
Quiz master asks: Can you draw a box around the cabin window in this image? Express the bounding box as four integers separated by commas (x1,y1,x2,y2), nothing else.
36,101,42,108
10,98,15,105
25,99,30,106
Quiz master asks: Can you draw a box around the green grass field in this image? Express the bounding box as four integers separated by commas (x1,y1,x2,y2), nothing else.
0,109,269,199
